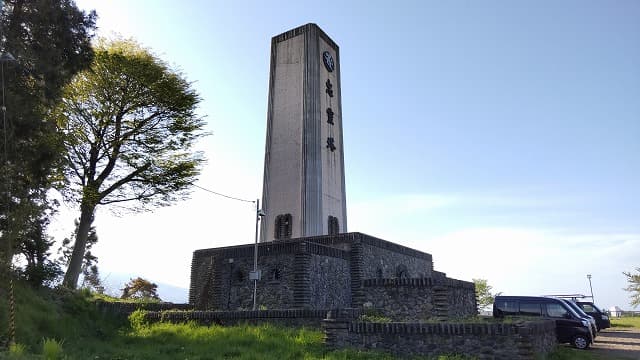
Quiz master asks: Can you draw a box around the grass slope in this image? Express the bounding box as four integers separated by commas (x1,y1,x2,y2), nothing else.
1,281,465,359
2,280,626,359
0,281,124,352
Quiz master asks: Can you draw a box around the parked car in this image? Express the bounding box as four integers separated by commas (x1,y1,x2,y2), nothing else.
576,301,611,331
558,299,597,338
493,296,593,349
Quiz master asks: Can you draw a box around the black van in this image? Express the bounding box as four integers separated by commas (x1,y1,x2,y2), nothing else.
493,296,593,349
576,301,611,331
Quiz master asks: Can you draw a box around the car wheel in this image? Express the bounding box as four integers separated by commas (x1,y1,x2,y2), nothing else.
572,335,590,350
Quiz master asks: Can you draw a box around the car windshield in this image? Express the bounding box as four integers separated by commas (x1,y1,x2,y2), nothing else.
564,300,589,317
591,303,603,313
560,300,584,318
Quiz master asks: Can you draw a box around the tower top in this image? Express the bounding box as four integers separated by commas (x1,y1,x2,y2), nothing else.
271,23,339,50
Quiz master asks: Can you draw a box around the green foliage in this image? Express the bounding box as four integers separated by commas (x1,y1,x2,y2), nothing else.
0,0,96,282
128,309,149,331
57,220,104,293
473,278,501,310
42,338,64,360
121,277,161,301
53,38,206,288
623,267,640,308
0,280,124,354
91,292,159,304
8,342,26,357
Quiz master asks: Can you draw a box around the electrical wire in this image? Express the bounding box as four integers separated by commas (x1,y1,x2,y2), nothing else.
191,183,255,203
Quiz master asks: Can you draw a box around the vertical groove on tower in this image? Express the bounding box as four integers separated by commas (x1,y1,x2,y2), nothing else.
333,39,348,232
302,24,323,237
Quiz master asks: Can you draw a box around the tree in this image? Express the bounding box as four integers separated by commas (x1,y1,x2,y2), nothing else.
16,202,63,287
81,264,104,294
623,268,640,308
0,0,96,282
51,39,206,288
473,278,501,311
57,219,102,292
121,277,160,301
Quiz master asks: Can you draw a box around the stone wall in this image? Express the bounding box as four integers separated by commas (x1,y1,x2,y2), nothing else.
362,277,476,321
360,240,432,279
189,233,471,317
190,239,351,310
308,253,351,309
142,308,344,329
220,253,298,311
323,311,557,359
363,278,434,321
446,278,477,318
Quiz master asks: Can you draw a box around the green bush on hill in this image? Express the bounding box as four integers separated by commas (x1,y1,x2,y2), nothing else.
0,281,124,354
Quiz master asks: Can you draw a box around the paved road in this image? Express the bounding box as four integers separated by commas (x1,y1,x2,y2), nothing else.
590,327,640,360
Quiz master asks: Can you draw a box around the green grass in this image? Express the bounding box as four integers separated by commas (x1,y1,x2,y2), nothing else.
545,346,599,360
611,315,640,329
0,280,125,354
0,280,602,360
0,280,474,359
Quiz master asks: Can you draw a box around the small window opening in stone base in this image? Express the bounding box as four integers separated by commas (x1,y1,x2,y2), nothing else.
270,266,282,281
233,268,245,283
328,216,339,235
274,214,292,240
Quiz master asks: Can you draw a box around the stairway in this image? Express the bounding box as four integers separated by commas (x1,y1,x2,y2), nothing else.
433,286,450,320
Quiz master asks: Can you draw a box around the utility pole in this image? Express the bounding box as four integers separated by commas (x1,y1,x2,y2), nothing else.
251,199,265,310
587,274,595,304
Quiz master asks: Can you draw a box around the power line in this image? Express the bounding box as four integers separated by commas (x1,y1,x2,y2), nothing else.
191,183,255,203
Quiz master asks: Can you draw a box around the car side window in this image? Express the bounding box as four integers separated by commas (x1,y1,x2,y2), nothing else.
496,300,519,315
581,304,595,312
520,302,542,316
546,303,569,318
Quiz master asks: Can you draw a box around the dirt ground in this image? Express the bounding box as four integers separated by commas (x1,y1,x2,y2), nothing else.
589,327,640,359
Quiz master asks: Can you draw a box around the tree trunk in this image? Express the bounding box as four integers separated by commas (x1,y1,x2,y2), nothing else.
62,200,95,289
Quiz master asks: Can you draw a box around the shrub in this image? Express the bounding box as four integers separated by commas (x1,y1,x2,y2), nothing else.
128,309,149,331
42,338,64,360
8,343,27,357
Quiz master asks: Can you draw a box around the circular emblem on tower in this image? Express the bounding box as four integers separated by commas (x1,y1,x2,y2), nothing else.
322,51,334,72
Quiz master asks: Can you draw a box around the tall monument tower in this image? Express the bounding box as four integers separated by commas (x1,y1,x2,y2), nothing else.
260,23,347,242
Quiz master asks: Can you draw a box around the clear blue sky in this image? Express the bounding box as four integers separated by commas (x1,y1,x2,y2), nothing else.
65,0,640,308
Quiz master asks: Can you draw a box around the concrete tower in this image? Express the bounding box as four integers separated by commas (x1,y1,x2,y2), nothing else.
260,24,347,242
